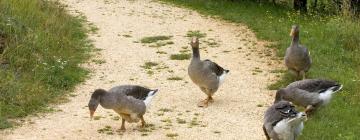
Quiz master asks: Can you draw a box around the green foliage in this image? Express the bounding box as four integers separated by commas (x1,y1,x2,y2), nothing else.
0,0,92,128
161,0,360,139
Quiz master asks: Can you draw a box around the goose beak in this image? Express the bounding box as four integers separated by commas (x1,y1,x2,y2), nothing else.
90,110,95,120
289,29,294,36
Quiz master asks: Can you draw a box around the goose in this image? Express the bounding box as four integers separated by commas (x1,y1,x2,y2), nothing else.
263,101,307,140
274,79,343,114
285,25,311,80
88,85,158,131
188,37,229,107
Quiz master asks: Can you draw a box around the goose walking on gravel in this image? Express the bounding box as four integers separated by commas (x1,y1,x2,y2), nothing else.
285,25,311,80
263,101,307,140
88,85,158,131
274,79,343,114
188,37,229,107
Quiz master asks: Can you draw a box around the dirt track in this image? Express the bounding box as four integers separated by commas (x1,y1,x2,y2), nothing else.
1,0,280,139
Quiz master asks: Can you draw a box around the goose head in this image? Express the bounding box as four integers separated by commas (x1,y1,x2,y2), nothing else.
190,37,199,49
275,101,298,118
88,89,107,120
290,25,300,37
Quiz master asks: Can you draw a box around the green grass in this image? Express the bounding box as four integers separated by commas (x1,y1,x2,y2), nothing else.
140,35,172,43
141,62,159,69
161,0,360,139
170,53,190,60
0,0,92,129
166,133,179,138
167,76,183,81
186,30,206,38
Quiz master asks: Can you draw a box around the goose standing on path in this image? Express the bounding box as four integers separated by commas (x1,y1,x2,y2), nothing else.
285,25,311,80
274,79,343,114
263,101,307,140
88,85,158,131
188,37,229,107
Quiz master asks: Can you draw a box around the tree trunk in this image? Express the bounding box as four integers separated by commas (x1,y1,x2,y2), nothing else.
350,0,360,16
294,0,307,13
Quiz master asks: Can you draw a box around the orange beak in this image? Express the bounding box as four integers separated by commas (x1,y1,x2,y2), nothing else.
90,110,95,120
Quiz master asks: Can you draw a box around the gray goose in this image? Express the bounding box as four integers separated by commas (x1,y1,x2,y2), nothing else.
285,25,311,80
188,37,229,107
275,79,343,114
263,101,307,140
88,85,158,131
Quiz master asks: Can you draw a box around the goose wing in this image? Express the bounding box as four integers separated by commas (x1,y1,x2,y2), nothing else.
110,85,151,100
287,79,340,93
203,59,227,76
124,85,151,100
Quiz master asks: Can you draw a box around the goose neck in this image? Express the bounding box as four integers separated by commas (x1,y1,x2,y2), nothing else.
192,47,200,59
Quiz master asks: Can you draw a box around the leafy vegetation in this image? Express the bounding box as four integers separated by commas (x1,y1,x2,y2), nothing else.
0,0,93,129
161,0,360,139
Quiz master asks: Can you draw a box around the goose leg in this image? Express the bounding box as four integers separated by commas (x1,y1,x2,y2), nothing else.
263,125,270,140
140,116,146,128
208,96,214,103
300,70,306,80
120,118,126,131
197,98,209,108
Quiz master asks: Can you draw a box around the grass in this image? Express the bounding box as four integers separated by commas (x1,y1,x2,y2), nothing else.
92,59,106,64
158,108,173,112
140,35,172,43
0,0,92,129
161,0,360,139
186,30,206,38
176,118,187,124
141,62,159,69
166,133,179,138
170,53,190,60
149,41,174,48
167,76,183,81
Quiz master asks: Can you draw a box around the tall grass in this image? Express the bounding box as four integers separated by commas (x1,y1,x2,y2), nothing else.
0,0,92,128
160,0,360,139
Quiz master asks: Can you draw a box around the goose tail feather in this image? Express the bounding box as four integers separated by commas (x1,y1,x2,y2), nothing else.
143,89,158,107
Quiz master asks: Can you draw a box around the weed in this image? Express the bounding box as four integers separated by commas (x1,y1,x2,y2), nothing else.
141,62,159,69
186,30,206,38
92,59,106,64
166,133,179,138
159,108,173,112
140,35,172,43
167,76,183,81
170,53,190,60
0,0,92,128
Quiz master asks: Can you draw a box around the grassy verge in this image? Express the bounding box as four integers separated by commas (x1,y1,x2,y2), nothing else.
0,0,93,128
160,0,360,139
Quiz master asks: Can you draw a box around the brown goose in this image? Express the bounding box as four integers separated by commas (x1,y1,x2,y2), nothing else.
188,37,229,107
263,101,307,140
275,79,343,114
285,25,311,80
88,85,158,131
